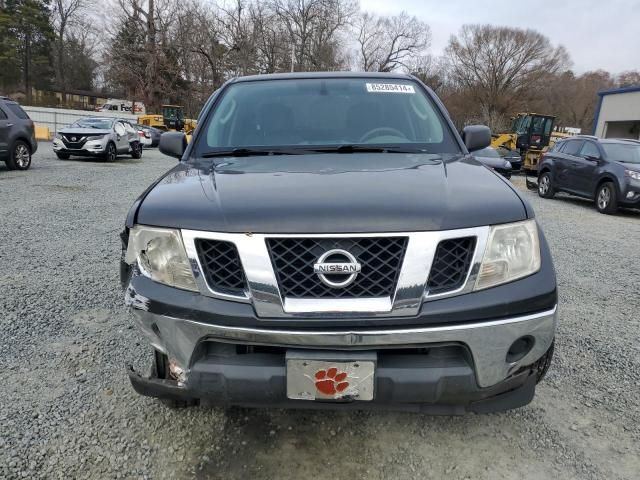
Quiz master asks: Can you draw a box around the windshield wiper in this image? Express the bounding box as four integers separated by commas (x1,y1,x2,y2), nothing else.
202,148,303,158
311,145,430,154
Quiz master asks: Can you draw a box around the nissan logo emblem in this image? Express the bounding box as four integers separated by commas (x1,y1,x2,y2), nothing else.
313,249,361,288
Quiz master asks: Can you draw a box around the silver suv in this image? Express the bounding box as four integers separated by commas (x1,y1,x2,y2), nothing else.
53,117,142,161
0,97,38,170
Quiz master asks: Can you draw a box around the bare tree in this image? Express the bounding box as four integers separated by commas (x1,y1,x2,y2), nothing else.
250,1,290,73
218,0,258,76
52,0,81,94
617,70,640,88
271,0,354,71
446,25,569,129
356,11,430,72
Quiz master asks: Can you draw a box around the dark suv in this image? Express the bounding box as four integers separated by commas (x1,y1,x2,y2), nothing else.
537,136,640,214
121,73,557,414
0,97,38,170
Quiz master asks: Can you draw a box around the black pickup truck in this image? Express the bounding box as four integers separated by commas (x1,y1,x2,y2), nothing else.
121,72,557,414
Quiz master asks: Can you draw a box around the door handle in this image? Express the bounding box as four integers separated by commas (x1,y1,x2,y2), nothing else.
6,123,13,127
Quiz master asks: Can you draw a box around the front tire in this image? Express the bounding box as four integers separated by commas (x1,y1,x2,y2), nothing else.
6,140,31,170
56,152,70,160
595,182,618,214
104,142,117,162
131,142,143,159
538,171,555,199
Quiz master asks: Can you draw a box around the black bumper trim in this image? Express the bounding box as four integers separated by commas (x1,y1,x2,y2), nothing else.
127,364,537,415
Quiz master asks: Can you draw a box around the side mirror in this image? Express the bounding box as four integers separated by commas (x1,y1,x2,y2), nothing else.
462,125,492,152
159,132,187,159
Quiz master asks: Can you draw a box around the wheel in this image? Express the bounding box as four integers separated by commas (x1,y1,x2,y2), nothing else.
534,341,554,384
152,350,198,409
56,152,70,160
537,171,555,199
104,142,117,162
131,142,143,159
5,140,31,170
595,181,618,214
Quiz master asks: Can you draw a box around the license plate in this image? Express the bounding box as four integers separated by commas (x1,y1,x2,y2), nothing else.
286,358,375,401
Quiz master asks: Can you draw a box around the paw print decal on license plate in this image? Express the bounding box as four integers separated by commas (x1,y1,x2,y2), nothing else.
314,367,349,395
286,359,375,401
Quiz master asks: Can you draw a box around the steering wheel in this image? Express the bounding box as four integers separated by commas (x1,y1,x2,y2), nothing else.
359,127,407,143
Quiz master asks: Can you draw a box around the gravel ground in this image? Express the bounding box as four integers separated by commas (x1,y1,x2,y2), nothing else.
1,146,639,480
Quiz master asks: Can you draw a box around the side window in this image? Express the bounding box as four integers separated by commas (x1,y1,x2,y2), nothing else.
580,141,601,159
114,122,126,135
0,107,7,120
563,140,584,156
7,103,30,119
550,141,564,153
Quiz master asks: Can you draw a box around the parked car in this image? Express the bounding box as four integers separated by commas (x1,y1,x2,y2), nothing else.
121,72,557,413
472,146,513,178
537,135,640,214
53,117,142,161
136,125,162,147
502,149,522,170
0,96,38,170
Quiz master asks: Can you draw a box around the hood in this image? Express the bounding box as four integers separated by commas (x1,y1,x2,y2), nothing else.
59,127,111,135
618,161,640,172
136,153,528,233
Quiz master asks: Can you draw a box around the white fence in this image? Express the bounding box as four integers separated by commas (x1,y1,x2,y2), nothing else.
23,106,138,136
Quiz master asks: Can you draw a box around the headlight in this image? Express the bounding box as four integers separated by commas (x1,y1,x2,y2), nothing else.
125,226,197,291
475,220,540,290
625,169,640,181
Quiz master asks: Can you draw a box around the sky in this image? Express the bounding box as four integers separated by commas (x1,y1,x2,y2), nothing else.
359,0,640,74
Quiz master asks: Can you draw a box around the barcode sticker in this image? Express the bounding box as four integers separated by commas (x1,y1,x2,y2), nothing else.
366,83,415,94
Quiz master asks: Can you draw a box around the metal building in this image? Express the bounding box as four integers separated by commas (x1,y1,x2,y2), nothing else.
593,85,640,139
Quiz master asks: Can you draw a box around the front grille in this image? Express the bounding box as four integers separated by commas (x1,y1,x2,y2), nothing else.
196,239,246,295
62,134,88,149
426,237,476,294
267,237,408,299
61,133,103,149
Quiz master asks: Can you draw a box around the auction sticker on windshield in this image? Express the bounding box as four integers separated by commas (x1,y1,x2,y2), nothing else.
366,83,415,94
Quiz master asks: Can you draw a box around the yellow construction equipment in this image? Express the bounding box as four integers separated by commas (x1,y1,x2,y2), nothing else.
138,105,197,135
491,113,567,173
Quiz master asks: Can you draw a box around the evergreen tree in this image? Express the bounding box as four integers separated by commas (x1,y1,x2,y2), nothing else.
0,0,54,101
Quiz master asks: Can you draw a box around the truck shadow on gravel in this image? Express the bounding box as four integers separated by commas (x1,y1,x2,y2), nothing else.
190,407,504,480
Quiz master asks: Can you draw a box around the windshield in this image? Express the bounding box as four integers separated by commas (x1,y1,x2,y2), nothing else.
72,118,113,129
163,106,183,120
197,78,460,154
602,143,640,164
474,147,500,158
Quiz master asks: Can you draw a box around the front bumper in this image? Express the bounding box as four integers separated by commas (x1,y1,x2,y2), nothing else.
52,138,106,155
128,305,557,412
621,178,640,207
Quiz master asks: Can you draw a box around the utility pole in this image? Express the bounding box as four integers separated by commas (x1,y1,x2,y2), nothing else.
24,31,31,104
290,44,295,73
